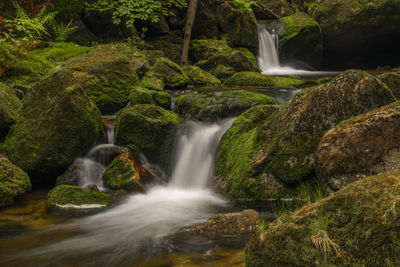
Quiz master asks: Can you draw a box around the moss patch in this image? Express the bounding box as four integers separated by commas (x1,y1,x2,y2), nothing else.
183,65,221,87
129,86,171,109
47,185,114,206
151,58,189,90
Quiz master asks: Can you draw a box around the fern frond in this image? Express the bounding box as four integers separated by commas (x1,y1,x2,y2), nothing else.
12,1,29,20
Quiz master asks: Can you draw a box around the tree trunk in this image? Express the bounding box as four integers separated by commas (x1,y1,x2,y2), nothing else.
180,0,199,66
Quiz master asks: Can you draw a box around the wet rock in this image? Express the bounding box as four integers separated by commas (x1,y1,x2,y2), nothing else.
128,86,171,109
114,104,179,170
246,170,400,266
84,184,99,192
103,152,159,192
56,165,80,186
47,185,114,207
316,102,400,191
0,155,31,207
175,90,274,122
3,70,104,179
151,57,189,90
0,83,21,139
183,209,259,237
183,66,221,87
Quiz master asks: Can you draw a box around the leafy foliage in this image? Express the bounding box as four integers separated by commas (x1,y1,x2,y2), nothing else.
50,19,78,42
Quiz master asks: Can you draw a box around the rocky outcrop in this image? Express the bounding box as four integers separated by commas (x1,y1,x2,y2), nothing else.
3,70,104,179
183,209,258,237
316,102,400,191
0,155,31,207
0,83,21,138
309,0,400,68
114,104,179,169
246,170,400,266
176,90,274,121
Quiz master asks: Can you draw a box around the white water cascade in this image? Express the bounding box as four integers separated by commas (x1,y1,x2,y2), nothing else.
20,119,234,265
257,23,337,76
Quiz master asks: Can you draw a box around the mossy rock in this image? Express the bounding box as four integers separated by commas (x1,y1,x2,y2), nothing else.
0,83,21,138
0,155,31,207
215,105,281,200
378,70,400,99
61,44,139,113
3,70,104,179
278,12,323,67
316,101,400,191
1,42,91,86
183,66,221,87
246,170,400,266
139,71,165,91
176,90,274,121
224,71,305,88
146,31,183,64
47,185,114,207
151,58,189,90
114,104,180,169
129,86,171,109
103,152,158,192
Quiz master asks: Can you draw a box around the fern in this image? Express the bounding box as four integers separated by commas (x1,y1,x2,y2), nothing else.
51,20,78,42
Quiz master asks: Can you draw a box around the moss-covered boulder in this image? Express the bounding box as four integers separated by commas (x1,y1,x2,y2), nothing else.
3,70,104,178
176,90,274,121
309,0,400,67
246,170,400,266
114,105,179,169
0,155,31,207
316,102,400,191
146,31,183,65
61,44,139,113
183,209,259,237
190,39,259,80
103,152,158,192
224,71,305,88
183,66,221,87
47,185,114,207
215,105,282,200
379,70,400,98
278,12,323,67
0,83,21,138
151,58,189,90
128,86,171,109
139,71,165,91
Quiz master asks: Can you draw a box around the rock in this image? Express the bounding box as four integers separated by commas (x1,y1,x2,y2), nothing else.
0,155,31,207
278,12,323,67
223,72,304,88
146,31,183,65
251,0,294,20
0,83,21,138
193,0,259,48
84,184,99,192
309,0,400,68
139,71,165,91
114,104,179,169
316,102,400,191
128,86,171,109
56,165,80,186
190,39,259,80
61,43,139,113
183,209,259,237
246,170,400,266
103,152,159,192
151,58,189,90
3,70,104,179
47,185,114,207
215,105,281,200
183,66,221,87
378,70,400,98
176,90,274,121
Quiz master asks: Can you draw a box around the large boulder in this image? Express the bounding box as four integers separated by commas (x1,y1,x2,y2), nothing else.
309,0,400,68
278,12,323,67
150,58,189,90
47,185,114,207
193,0,259,48
176,90,274,121
61,44,140,113
216,70,396,200
378,70,400,98
114,104,180,169
103,152,159,192
183,66,221,87
128,86,171,110
0,83,21,138
3,70,104,179
190,39,259,80
0,155,31,207
316,102,400,191
246,170,400,266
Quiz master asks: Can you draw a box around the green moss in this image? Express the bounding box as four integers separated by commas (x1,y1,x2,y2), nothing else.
224,72,275,87
183,65,221,87
114,104,179,168
129,86,171,109
271,76,306,87
0,155,31,207
47,185,114,206
234,47,258,69
103,158,141,192
3,70,104,178
151,57,189,90
176,90,274,121
0,83,22,138
139,71,165,91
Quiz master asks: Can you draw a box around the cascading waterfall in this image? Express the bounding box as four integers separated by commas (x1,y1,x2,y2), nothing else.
18,119,234,266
